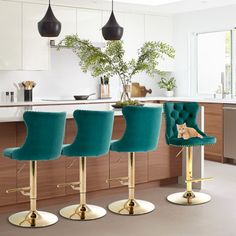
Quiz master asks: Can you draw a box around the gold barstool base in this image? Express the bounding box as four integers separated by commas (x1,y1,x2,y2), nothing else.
59,204,106,220
167,192,211,205
108,199,155,215
8,210,58,228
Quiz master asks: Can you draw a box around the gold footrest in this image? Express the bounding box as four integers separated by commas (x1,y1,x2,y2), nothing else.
185,177,213,183
57,181,80,191
106,177,129,186
6,187,30,196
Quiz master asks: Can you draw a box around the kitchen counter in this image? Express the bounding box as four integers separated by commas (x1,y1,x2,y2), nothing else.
0,103,163,123
0,95,232,123
0,96,235,108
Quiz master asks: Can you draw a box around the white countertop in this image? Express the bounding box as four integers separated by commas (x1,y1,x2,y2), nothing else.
1,95,235,123
0,103,162,123
0,96,236,108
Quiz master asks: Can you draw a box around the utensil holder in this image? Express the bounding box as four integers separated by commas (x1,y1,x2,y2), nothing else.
100,84,110,98
24,89,33,102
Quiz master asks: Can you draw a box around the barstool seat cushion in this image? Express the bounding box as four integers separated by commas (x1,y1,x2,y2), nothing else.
164,102,216,147
4,147,20,158
168,135,216,147
3,111,66,161
61,110,114,157
110,106,162,153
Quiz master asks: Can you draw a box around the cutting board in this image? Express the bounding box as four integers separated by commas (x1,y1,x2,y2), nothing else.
131,83,152,97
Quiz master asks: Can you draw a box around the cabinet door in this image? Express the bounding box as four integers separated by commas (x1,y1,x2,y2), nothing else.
22,3,49,70
203,103,223,162
0,1,21,70
16,122,65,203
123,13,144,60
51,6,77,45
145,15,174,71
0,123,17,206
109,116,148,188
77,9,102,42
148,116,182,181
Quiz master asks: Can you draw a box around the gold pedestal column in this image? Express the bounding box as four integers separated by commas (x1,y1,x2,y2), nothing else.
59,157,106,220
108,152,155,215
167,147,211,205
8,161,58,227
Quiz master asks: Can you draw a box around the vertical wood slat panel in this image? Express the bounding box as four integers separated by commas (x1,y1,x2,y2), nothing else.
201,103,223,162
65,119,110,194
16,122,65,203
148,116,182,181
0,123,17,206
109,116,148,188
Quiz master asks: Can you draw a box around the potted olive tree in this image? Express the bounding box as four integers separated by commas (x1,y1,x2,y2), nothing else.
58,35,175,105
158,77,176,97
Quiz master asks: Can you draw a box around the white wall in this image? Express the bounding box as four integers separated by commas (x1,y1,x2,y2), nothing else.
0,41,166,102
173,5,236,96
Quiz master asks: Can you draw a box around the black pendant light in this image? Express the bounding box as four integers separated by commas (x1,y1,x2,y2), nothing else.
102,0,124,40
38,0,61,37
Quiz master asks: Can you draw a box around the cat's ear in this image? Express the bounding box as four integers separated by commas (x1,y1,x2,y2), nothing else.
176,124,179,128
183,123,186,126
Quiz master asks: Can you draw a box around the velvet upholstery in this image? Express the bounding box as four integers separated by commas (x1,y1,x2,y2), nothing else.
62,110,114,157
164,102,216,147
4,111,66,161
110,106,162,152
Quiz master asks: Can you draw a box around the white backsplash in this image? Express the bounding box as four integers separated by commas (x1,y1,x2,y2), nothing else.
0,48,167,102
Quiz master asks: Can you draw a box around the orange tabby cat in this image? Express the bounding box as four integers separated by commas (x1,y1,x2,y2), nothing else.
177,123,203,139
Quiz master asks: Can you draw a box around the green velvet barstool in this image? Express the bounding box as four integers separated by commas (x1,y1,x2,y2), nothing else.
3,111,66,227
108,105,162,215
164,102,216,205
58,110,114,221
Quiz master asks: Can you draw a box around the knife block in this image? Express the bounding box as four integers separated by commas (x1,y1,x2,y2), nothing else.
100,84,110,99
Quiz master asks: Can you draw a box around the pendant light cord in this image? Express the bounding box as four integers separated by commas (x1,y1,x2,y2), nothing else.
112,0,113,11
49,0,51,5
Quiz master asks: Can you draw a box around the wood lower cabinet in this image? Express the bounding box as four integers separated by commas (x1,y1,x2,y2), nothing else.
0,123,17,206
65,119,110,193
201,103,224,163
0,115,182,208
109,116,148,188
148,116,182,181
16,123,66,203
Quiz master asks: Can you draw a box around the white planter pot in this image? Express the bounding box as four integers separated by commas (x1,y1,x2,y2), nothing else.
165,90,174,97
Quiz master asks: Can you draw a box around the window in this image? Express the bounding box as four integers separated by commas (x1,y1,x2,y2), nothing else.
197,30,232,96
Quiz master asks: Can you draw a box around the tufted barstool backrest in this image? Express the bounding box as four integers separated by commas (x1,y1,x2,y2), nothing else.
163,102,199,144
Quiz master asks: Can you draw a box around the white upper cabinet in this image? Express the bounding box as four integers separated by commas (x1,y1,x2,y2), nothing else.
122,13,145,60
22,3,49,70
51,6,77,44
145,15,174,71
0,1,21,70
77,9,102,42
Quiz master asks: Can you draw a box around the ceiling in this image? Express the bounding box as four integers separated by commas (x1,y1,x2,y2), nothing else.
35,0,236,15
93,0,236,15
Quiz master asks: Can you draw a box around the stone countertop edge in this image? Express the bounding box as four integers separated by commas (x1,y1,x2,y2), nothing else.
0,96,235,108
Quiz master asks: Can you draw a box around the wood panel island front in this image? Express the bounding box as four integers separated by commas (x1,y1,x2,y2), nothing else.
0,102,182,209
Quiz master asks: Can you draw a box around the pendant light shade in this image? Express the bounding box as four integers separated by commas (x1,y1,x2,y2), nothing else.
38,0,61,37
102,0,123,40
